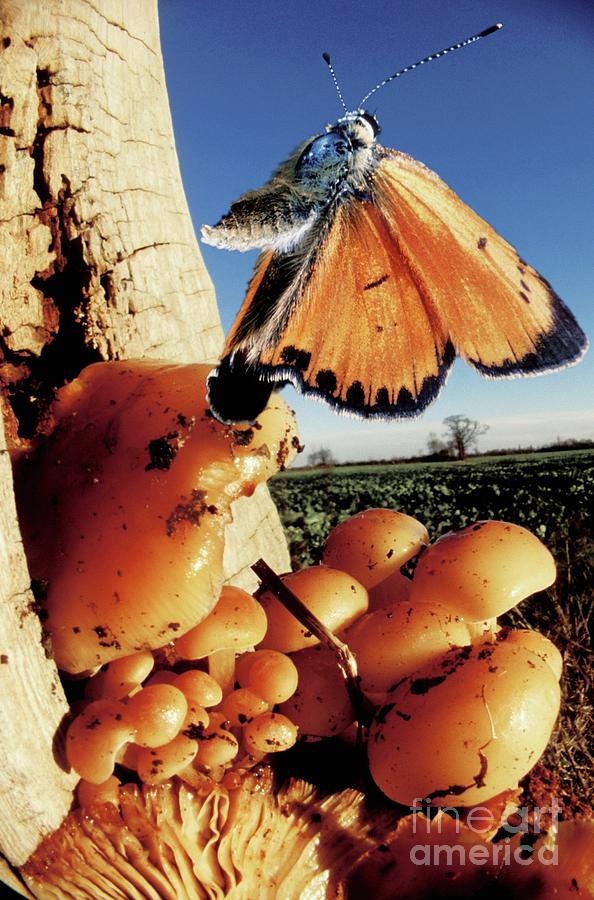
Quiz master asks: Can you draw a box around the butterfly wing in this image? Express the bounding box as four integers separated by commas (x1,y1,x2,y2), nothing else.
208,145,588,423
209,196,456,420
372,149,588,376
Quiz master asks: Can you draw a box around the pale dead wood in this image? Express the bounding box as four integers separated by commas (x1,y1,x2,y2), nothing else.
0,415,78,866
0,0,291,871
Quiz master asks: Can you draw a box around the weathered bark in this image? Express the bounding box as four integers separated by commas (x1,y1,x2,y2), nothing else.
0,0,290,870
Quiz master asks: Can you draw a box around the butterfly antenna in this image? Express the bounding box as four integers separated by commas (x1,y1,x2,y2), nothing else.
322,52,348,112
359,23,502,106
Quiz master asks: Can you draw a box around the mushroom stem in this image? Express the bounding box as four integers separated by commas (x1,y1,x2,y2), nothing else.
252,559,376,726
467,618,499,642
208,649,236,697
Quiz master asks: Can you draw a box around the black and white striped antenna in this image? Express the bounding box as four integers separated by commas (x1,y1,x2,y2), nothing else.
359,24,502,106
322,51,348,112
322,24,502,112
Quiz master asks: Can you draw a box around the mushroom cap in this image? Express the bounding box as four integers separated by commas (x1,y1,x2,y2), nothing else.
220,688,269,728
65,699,136,784
258,565,368,653
323,509,429,589
14,360,298,673
410,520,556,621
243,712,298,756
173,586,268,659
279,645,354,738
347,601,471,694
235,649,298,705
504,627,563,680
125,684,188,748
85,650,155,700
368,632,561,806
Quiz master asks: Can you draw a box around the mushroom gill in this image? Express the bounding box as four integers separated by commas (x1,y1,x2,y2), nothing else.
20,778,398,899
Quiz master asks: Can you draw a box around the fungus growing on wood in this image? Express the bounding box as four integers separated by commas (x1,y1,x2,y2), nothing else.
13,360,298,674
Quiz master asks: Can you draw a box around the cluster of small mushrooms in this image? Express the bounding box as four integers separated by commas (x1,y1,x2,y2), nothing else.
11,359,582,897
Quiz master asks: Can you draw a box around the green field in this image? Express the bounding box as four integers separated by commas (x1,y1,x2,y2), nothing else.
270,449,594,799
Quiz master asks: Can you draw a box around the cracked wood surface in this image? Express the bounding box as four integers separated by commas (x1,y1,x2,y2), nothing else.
0,0,291,869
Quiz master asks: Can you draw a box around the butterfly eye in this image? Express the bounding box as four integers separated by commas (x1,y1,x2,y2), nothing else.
296,132,350,174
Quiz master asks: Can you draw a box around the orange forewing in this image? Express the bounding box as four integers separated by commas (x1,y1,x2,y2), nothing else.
373,151,579,373
257,199,453,414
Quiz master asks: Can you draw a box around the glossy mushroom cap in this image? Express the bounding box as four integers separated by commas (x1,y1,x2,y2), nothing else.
323,509,428,590
368,631,561,807
410,520,556,622
14,360,298,673
258,565,368,653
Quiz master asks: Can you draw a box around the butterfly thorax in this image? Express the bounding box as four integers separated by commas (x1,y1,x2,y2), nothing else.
295,110,379,197
201,111,380,253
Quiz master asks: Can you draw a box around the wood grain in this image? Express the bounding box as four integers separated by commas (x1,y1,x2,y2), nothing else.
0,0,291,869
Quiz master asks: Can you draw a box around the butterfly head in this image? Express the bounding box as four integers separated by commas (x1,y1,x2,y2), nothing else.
335,109,381,142
295,110,380,189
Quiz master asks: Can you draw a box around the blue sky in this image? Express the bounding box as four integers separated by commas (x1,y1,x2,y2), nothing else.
159,0,594,461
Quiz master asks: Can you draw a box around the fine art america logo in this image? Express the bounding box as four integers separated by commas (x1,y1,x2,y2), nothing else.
409,797,561,866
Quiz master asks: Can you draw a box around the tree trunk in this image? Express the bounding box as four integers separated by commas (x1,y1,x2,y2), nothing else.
0,0,290,875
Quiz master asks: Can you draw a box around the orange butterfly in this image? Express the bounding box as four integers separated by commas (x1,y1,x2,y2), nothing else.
202,24,588,423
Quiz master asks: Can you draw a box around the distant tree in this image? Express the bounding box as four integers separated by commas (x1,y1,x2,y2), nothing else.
308,446,337,467
426,431,452,459
442,415,489,461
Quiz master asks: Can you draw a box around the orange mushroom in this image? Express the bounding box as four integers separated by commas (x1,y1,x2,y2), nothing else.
84,650,154,700
65,699,136,784
173,585,268,693
410,520,556,622
235,649,298,705
124,683,188,748
221,688,269,727
279,644,354,739
367,568,412,611
368,632,562,807
136,734,199,785
346,601,471,696
322,509,429,589
258,565,368,653
243,712,298,759
14,360,298,674
76,775,121,808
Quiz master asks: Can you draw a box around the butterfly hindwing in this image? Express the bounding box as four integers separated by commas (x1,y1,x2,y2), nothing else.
373,149,588,376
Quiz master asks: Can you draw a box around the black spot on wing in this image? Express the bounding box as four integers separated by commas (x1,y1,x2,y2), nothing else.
477,236,488,250
364,274,390,290
519,291,530,304
395,387,416,414
280,345,311,371
316,369,337,395
346,381,366,409
374,387,390,411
